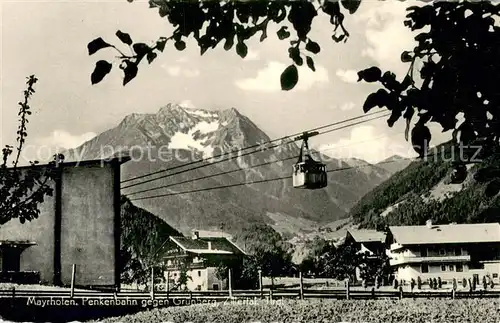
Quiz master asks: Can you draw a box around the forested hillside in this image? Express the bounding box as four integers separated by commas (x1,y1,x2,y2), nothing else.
120,196,181,284
349,141,500,229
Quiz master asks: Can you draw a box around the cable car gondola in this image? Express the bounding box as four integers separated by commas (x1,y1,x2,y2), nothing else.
292,131,327,189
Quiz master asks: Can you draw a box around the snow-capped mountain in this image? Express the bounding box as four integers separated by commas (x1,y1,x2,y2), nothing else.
64,104,399,237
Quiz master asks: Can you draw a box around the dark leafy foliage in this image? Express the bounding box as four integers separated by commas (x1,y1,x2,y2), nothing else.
230,223,295,279
357,1,500,178
87,0,359,88
0,76,57,226
300,238,389,283
120,195,181,285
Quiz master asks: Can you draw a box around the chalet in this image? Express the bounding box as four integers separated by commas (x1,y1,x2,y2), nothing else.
163,230,246,291
345,229,386,281
345,229,387,256
386,221,500,283
0,156,129,288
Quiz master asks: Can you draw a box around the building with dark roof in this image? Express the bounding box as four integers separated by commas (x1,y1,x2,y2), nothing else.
163,230,246,291
386,221,500,282
345,229,387,256
0,156,130,288
345,229,387,282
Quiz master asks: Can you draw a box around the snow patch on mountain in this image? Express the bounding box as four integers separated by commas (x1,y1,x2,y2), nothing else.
184,107,218,119
169,120,220,157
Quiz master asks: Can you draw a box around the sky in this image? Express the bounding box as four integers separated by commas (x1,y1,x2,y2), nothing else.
0,0,452,164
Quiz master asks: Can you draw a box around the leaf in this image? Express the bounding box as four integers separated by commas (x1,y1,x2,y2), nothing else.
277,26,291,40
91,60,112,85
224,36,234,51
401,51,413,63
306,56,315,72
133,43,151,57
411,124,431,158
474,167,500,183
236,42,248,58
362,89,390,113
305,40,320,54
341,0,362,14
116,30,133,46
156,38,167,52
260,29,267,42
404,107,415,141
147,52,157,64
485,179,500,198
357,66,382,83
174,40,186,51
280,65,299,91
87,37,111,55
288,47,302,66
123,61,138,86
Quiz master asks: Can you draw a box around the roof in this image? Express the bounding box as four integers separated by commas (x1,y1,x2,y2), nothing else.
170,236,246,255
3,155,131,170
0,240,36,246
347,229,386,243
389,223,500,245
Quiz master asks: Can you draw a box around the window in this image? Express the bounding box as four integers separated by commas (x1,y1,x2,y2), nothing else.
441,265,447,271
454,248,462,256
198,270,201,277
212,284,219,290
448,265,454,271
421,264,429,273
439,249,446,256
493,273,498,278
456,264,463,272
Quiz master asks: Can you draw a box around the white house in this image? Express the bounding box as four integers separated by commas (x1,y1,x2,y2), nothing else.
386,221,500,282
163,230,246,291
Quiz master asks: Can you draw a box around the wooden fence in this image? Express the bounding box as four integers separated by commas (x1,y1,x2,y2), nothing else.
2,287,500,301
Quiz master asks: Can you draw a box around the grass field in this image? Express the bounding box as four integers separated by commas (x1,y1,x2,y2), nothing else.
93,298,500,323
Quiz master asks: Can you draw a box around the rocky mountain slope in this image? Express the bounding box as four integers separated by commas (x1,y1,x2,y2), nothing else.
349,141,500,229
65,104,403,238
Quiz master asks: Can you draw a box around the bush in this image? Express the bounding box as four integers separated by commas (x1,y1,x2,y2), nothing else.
99,299,500,323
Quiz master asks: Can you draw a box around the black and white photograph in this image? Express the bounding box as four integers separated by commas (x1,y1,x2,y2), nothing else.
1,0,500,322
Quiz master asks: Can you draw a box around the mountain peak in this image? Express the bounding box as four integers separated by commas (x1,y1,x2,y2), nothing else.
157,103,186,115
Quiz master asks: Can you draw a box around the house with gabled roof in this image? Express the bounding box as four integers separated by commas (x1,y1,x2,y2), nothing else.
346,229,387,256
163,230,246,291
345,229,387,282
386,220,500,282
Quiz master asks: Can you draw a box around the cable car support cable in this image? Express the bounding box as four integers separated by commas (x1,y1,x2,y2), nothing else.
120,110,388,185
121,113,389,191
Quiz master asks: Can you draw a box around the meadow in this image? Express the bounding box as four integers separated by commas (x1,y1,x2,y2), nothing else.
95,298,500,323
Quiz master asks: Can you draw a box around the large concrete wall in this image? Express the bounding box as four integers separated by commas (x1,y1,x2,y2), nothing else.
0,160,120,287
60,164,116,286
0,178,56,284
